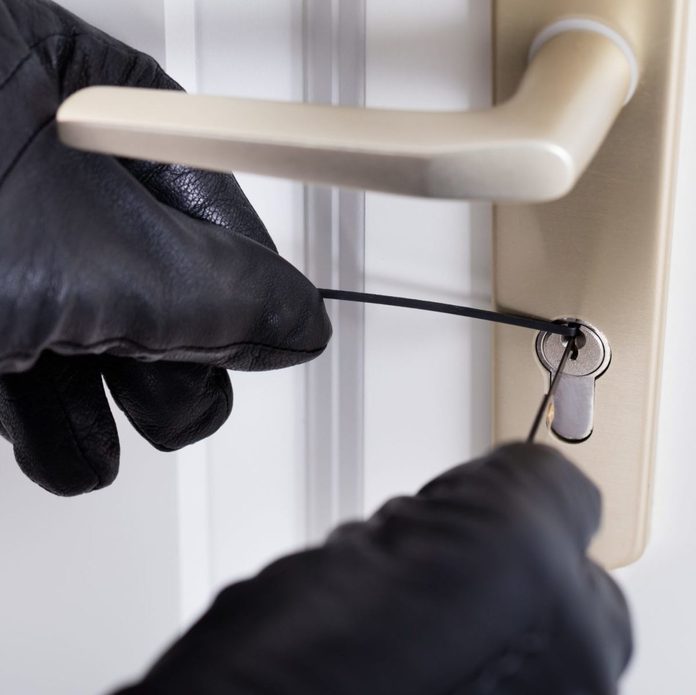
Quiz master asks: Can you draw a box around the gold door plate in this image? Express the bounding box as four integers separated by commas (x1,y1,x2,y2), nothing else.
493,0,688,567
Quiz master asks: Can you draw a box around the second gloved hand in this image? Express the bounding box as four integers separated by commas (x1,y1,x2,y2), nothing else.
0,0,331,495
115,444,632,695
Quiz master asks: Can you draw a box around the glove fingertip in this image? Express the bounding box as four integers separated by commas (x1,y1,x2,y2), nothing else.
102,360,233,452
0,353,120,496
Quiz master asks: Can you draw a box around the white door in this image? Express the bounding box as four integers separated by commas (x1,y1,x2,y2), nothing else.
1,2,695,694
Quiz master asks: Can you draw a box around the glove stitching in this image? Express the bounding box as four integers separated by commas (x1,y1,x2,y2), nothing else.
0,31,84,91
0,30,167,190
0,47,32,91
0,116,54,189
0,33,90,188
0,28,174,102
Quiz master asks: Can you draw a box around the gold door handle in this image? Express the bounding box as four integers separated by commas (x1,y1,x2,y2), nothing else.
56,19,637,202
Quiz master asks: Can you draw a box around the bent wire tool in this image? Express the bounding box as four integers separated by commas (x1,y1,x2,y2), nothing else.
320,288,578,443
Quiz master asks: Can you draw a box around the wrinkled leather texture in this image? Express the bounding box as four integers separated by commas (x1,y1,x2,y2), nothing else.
0,0,331,495
114,444,632,695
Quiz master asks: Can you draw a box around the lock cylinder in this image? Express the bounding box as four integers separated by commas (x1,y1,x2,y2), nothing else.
535,320,611,443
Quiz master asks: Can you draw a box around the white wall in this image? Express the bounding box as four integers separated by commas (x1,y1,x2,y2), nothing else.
188,0,309,597
363,0,492,513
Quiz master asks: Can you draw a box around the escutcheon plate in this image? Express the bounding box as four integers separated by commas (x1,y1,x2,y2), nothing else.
493,0,688,567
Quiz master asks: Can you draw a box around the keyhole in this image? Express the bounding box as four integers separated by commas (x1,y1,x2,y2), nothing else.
562,328,587,361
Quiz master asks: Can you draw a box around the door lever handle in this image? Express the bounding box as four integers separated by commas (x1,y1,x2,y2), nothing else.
56,19,637,202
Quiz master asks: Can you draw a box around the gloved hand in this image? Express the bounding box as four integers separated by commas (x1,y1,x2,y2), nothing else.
0,0,331,495
114,444,632,695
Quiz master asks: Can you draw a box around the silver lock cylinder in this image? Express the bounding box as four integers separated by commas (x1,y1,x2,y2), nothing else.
535,320,611,443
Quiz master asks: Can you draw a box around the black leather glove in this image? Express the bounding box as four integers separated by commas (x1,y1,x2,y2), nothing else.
0,0,331,495
114,444,632,695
